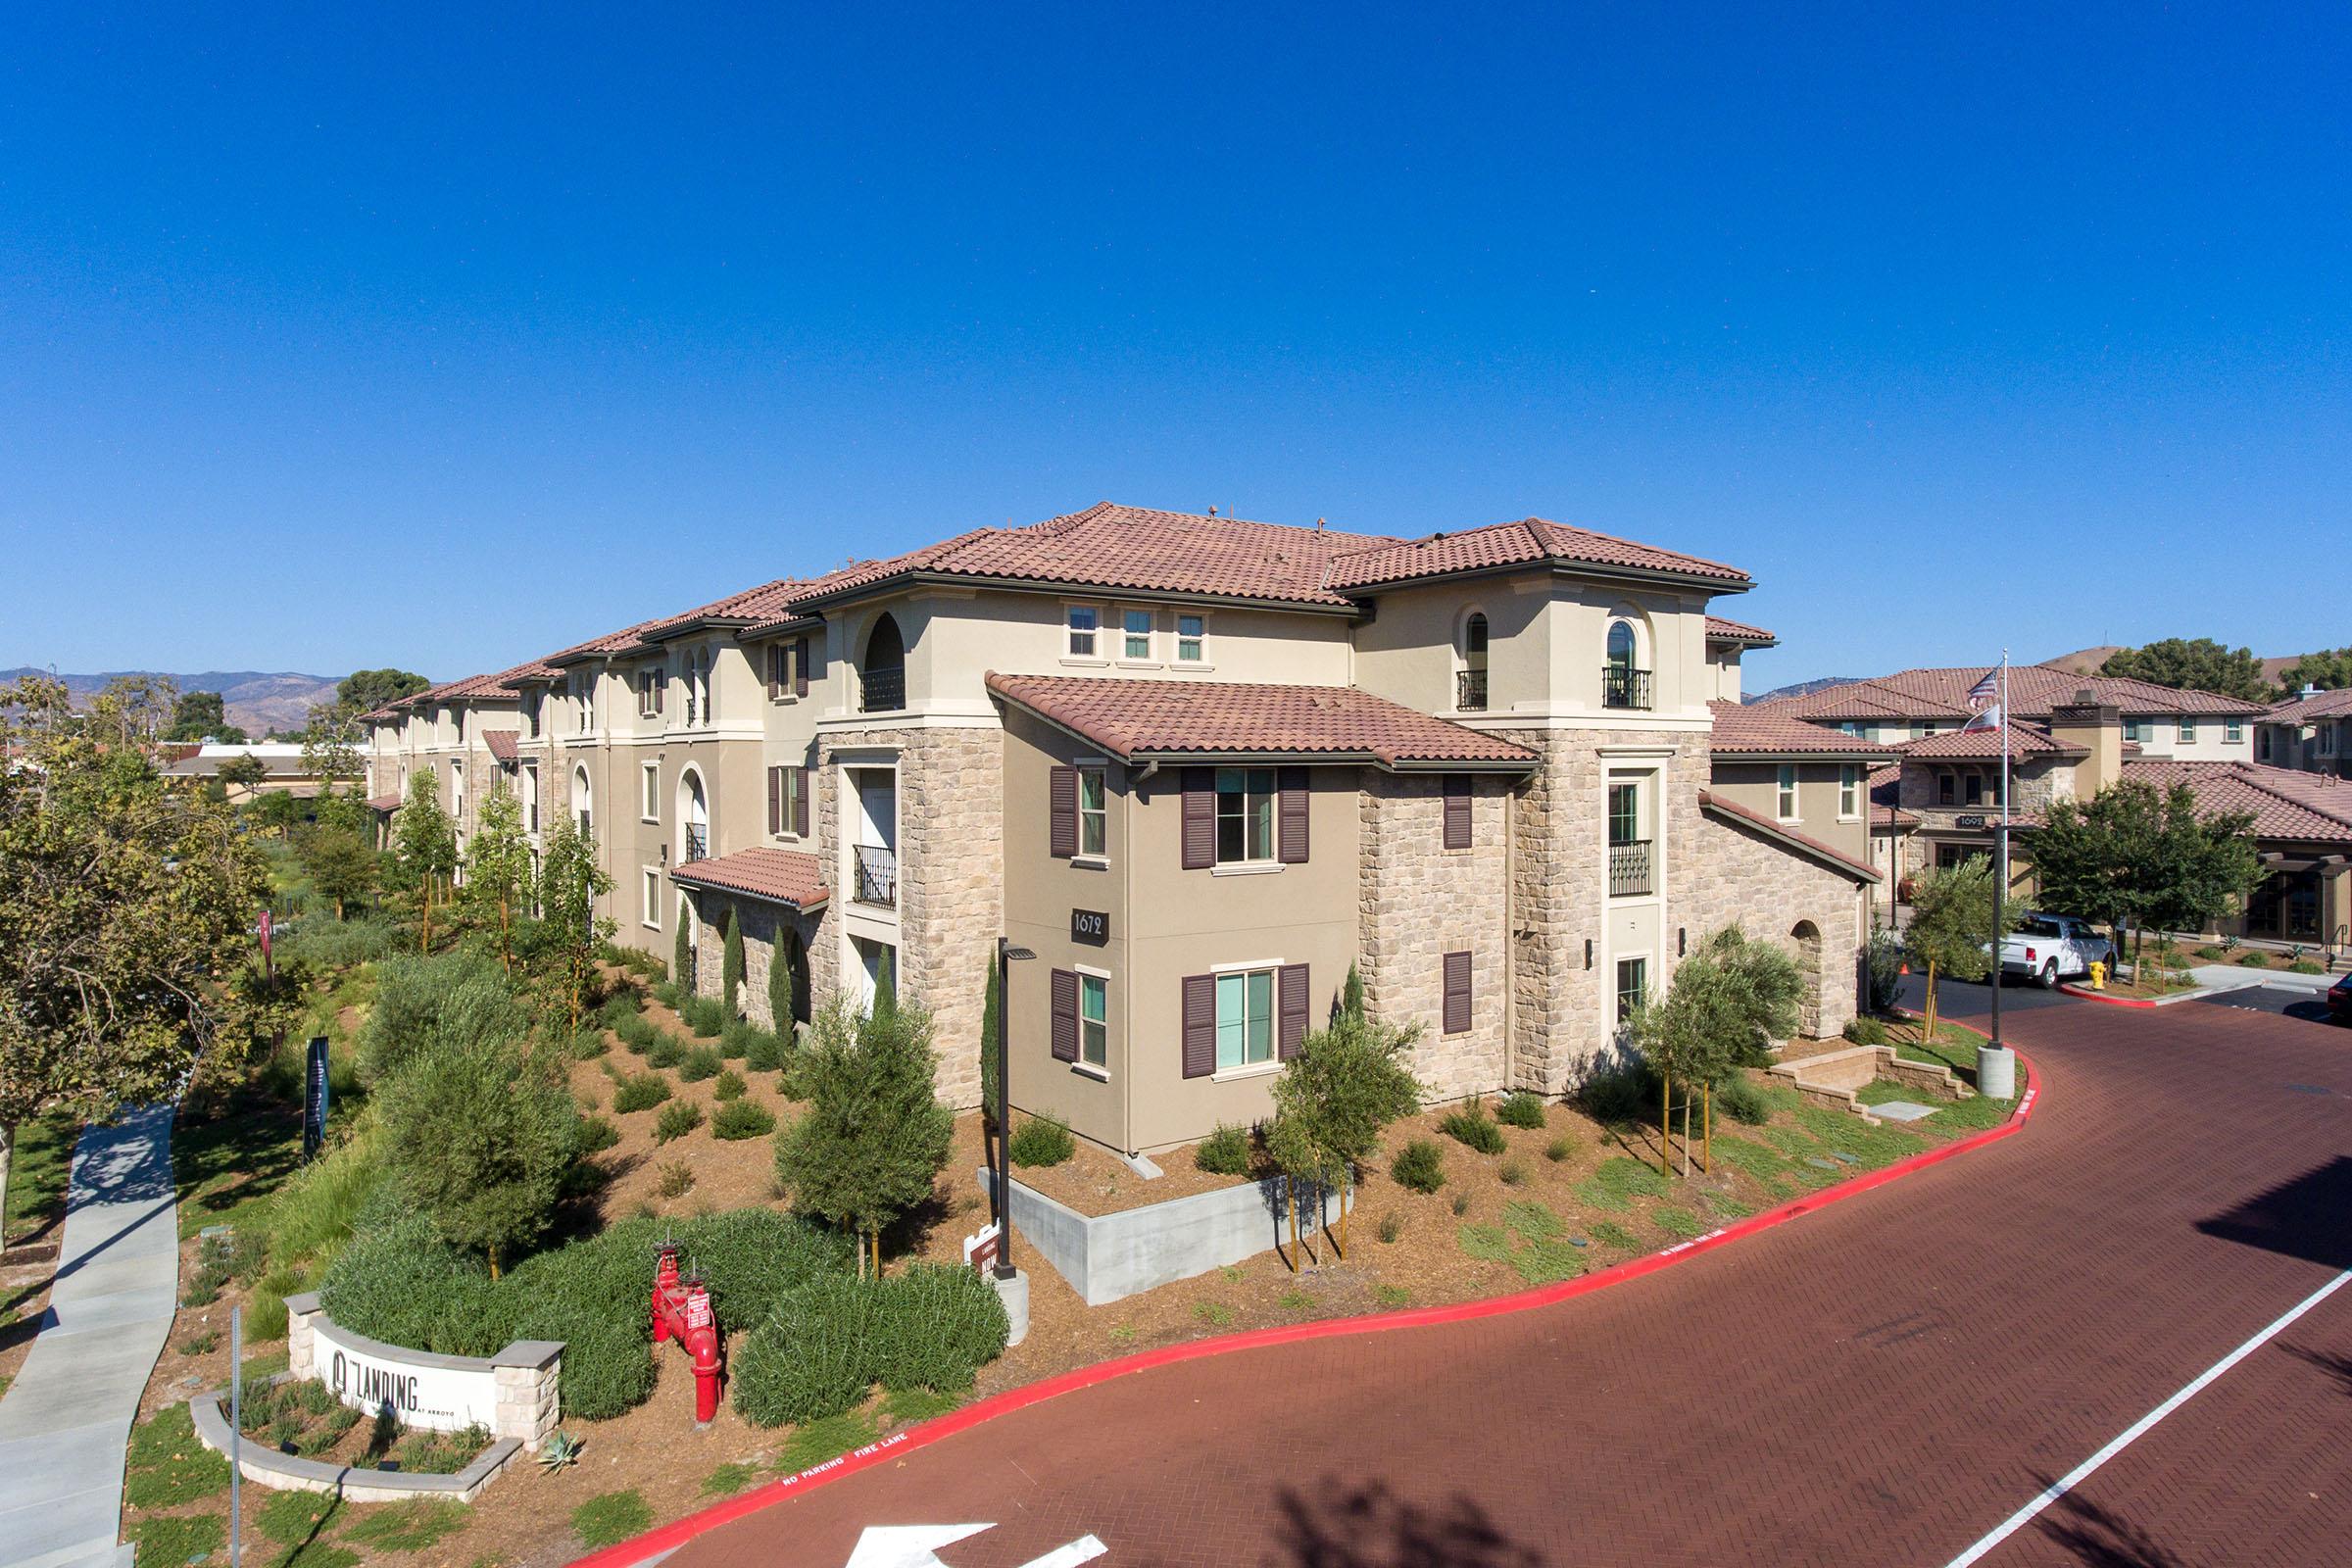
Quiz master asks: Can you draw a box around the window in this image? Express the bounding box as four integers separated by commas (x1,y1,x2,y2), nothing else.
1776,763,1797,819
1963,773,1984,807
574,676,592,734
522,764,539,834
641,762,661,821
2322,726,2339,759
638,666,662,719
573,766,592,833
1216,767,1277,863
1123,609,1152,660
2226,719,2243,744
1607,783,1640,846
450,760,465,816
2259,727,2274,760
1079,973,1108,1068
1458,612,1490,711
1178,614,1204,662
642,869,661,930
2179,717,2197,743
1615,957,1646,1026
2123,718,2143,742
1606,619,1638,668
1066,606,1100,658
1838,764,1861,818
1215,969,1275,1070
1079,767,1107,857
1937,770,1956,806
1921,722,1940,736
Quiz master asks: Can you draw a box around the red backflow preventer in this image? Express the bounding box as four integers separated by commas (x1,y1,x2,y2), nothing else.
651,1238,721,1426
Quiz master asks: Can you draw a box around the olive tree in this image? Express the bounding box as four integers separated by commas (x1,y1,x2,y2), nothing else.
1904,858,2019,1038
1269,998,1422,1258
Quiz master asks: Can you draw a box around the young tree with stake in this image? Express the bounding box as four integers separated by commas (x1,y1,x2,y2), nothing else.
393,771,459,951
536,815,612,1031
464,782,533,970
1269,999,1421,1257
1903,858,2017,1040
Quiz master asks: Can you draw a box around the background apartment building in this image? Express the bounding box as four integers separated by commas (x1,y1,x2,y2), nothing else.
368,503,1879,1155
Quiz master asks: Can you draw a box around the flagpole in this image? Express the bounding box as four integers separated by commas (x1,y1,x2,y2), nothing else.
1980,651,2017,1099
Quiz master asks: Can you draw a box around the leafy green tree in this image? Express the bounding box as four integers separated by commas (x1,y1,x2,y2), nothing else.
358,951,532,1088
1904,859,2019,1038
300,710,365,795
537,816,613,1032
773,957,953,1276
1340,961,1367,1024
2278,647,2352,692
89,674,177,747
298,821,380,920
217,752,269,797
166,690,228,741
376,1031,578,1276
2100,638,2274,703
1632,927,1801,1172
464,782,533,971
721,908,745,1017
248,788,300,839
2032,778,2261,973
393,771,459,952
1269,1001,1422,1256
0,676,270,1227
333,668,430,719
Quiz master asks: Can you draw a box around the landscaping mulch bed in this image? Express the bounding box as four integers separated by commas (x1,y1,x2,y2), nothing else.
1004,1134,1250,1215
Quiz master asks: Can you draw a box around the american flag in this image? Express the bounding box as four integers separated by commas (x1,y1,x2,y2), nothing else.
1961,667,2002,731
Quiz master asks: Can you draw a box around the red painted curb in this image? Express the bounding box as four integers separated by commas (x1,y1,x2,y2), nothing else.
2059,984,2157,1008
571,1049,2041,1568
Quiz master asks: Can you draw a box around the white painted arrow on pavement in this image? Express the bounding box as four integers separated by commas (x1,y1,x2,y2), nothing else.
842,1522,1106,1568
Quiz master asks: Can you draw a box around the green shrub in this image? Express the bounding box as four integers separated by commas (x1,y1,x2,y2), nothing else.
1195,1121,1252,1176
655,1100,705,1143
731,1264,1008,1427
2195,945,2230,960
615,1011,660,1054
744,1029,784,1073
1390,1138,1445,1193
656,1160,694,1199
572,1491,654,1549
1008,1112,1076,1168
1495,1092,1546,1129
599,993,641,1029
652,979,683,1009
280,914,403,969
1438,1101,1505,1154
568,1028,610,1060
679,1045,724,1083
612,1073,671,1113
711,1100,775,1141
1843,1016,1889,1048
1715,1075,1771,1125
358,950,528,1088
646,1033,685,1068
681,995,727,1038
576,1114,621,1154
1497,1156,1529,1187
1544,1136,1575,1162
720,1017,770,1062
1377,1210,1402,1243
1579,1060,1661,1125
2288,958,2325,974
712,1068,746,1102
375,1031,578,1266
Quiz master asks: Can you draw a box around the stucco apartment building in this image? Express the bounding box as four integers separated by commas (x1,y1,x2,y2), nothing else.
2258,686,2352,778
365,504,1878,1157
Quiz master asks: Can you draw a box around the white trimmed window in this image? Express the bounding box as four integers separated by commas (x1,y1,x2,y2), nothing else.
522,763,540,834
642,868,662,930
2226,719,2243,744
1079,767,1107,858
641,761,661,822
1216,767,1278,863
1838,763,1861,819
1178,613,1204,662
1066,606,1101,658
2123,718,2144,742
1215,968,1275,1071
1079,971,1108,1068
2179,717,2197,743
1776,763,1798,820
1123,609,1153,660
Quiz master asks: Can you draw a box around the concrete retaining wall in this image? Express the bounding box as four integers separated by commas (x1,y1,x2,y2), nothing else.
188,1379,522,1503
285,1292,562,1450
980,1167,1344,1307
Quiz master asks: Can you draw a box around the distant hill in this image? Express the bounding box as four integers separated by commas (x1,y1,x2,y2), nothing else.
0,667,343,737
1746,676,1864,705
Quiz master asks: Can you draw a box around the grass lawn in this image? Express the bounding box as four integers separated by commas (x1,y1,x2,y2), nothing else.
4,1111,81,1249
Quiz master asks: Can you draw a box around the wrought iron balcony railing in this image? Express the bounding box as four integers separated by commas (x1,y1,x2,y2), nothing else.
853,843,898,908
860,665,906,713
1456,668,1488,712
683,825,708,864
1608,838,1653,898
1601,665,1653,711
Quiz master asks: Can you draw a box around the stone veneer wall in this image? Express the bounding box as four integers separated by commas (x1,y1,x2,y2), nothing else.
1357,772,1510,1104
814,724,1004,1109
690,893,822,1035
1682,807,1868,1040
1894,757,2065,880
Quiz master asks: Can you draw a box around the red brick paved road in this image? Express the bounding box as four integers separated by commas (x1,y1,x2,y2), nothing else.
665,1000,2352,1568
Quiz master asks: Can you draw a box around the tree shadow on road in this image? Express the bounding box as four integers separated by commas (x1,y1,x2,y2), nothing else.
2028,1476,2186,1568
2193,1155,2352,1272
2278,1339,2352,1399
1267,1478,1547,1567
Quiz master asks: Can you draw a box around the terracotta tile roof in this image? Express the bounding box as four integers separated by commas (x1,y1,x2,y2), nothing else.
1705,615,1777,646
635,579,812,644
1696,789,1879,884
668,848,830,910
1898,720,2084,759
367,792,404,812
1764,664,2267,723
1868,764,1919,828
2120,760,2352,844
985,672,1539,771
1708,701,1897,758
2267,687,2352,721
1324,516,1749,592
482,730,518,762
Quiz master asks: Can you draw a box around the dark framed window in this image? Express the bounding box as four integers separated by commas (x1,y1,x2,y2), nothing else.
1215,767,1277,863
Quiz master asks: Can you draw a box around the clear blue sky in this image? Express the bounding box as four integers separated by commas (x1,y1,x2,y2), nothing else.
4,3,2344,688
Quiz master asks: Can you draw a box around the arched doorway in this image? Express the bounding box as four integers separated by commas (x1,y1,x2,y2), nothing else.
1457,611,1489,711
678,767,709,864
860,613,906,712
1789,919,1824,1038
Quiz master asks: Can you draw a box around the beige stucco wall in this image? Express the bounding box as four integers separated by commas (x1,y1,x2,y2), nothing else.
1349,573,1549,717
1708,760,1870,863
1682,808,1868,1040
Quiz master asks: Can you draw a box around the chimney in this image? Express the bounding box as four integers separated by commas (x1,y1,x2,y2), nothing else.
2303,684,2321,702
2049,688,2124,797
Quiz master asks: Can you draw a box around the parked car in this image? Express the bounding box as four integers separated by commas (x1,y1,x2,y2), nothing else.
1997,912,2116,989
2328,970,2352,1026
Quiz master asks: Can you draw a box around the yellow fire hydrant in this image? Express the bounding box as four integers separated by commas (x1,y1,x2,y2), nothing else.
2088,959,2107,992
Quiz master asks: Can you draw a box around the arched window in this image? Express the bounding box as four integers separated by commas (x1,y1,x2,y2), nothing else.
678,766,710,863
861,613,906,712
1606,618,1637,668
1457,612,1490,711
573,765,593,834
1602,617,1651,710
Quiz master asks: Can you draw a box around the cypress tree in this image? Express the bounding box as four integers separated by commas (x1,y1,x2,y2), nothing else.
768,931,798,1039
978,956,1002,1131
673,899,693,992
722,908,745,1018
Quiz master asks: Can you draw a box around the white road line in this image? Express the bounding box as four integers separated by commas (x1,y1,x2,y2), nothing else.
1943,1267,2352,1568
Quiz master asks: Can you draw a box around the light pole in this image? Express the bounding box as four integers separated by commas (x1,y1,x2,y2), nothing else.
994,936,1036,1282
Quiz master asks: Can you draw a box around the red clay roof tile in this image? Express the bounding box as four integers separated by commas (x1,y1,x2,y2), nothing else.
1708,701,1897,758
668,848,830,910
1324,516,1749,591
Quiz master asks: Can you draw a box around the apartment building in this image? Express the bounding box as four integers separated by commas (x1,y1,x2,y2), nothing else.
2257,687,2352,777
1756,663,2267,760
366,502,1880,1155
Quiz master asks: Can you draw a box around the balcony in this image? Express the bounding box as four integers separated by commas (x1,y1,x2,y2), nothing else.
1601,665,1653,711
1456,668,1488,712
1608,839,1653,898
683,825,708,864
853,843,898,908
860,665,906,714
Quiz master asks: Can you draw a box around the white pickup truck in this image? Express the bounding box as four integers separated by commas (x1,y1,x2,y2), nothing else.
1998,912,2116,989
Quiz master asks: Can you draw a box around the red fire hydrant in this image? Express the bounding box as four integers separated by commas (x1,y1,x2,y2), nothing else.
650,1240,722,1427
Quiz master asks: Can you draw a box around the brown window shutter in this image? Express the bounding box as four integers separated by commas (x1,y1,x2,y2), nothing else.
1443,774,1472,850
1051,969,1079,1062
1180,767,1215,869
792,766,810,838
794,636,810,698
766,646,782,701
766,766,781,835
803,637,824,689
1278,963,1310,1058
1443,950,1473,1035
655,667,664,714
1181,974,1216,1078
1277,767,1309,864
1049,765,1078,858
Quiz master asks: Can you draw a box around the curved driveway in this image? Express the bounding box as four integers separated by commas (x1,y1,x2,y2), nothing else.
668,993,2352,1568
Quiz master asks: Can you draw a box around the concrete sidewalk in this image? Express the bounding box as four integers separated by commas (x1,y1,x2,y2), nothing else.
0,1105,180,1568
2188,962,2337,994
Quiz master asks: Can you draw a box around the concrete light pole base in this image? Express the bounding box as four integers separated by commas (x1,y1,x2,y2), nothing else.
1977,1045,2017,1102
990,1268,1030,1348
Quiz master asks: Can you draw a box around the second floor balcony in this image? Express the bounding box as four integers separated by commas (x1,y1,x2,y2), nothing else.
1608,838,1653,898
859,665,906,713
1601,665,1654,711
683,824,709,864
853,843,898,908
1456,668,1488,712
